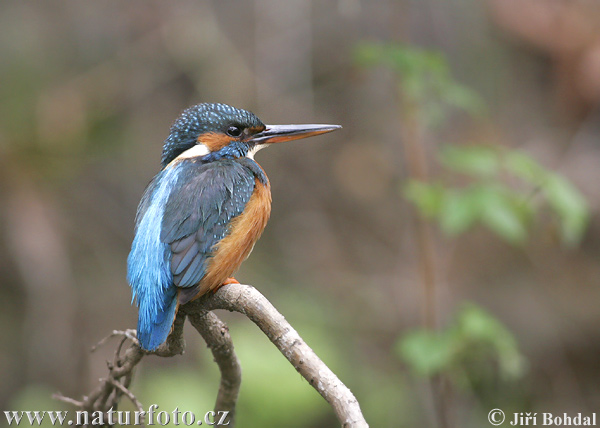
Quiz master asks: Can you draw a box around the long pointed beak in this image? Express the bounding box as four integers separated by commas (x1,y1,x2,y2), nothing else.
249,123,341,145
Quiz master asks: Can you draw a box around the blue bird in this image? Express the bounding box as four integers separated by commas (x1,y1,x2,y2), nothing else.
127,103,340,350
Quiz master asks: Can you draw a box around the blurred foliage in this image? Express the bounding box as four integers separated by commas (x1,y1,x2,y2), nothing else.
356,43,589,247
405,145,590,246
135,368,218,427
7,384,68,428
231,322,331,427
355,42,484,127
355,40,591,425
397,303,526,383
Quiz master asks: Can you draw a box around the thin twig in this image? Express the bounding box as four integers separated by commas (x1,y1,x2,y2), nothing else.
91,329,138,352
399,96,450,428
109,379,146,426
52,393,83,407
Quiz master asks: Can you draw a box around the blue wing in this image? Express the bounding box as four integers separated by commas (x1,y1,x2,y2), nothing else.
161,160,256,302
127,166,179,350
127,159,256,350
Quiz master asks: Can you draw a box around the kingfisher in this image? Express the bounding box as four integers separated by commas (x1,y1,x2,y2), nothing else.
127,103,340,351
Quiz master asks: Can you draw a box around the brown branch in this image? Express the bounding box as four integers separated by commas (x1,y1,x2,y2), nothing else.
187,283,369,428
55,283,368,428
109,378,144,416
53,321,184,427
185,310,241,426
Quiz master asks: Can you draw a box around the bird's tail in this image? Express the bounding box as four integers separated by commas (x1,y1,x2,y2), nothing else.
136,287,178,351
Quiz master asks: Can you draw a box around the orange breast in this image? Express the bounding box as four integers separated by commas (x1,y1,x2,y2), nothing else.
196,178,272,295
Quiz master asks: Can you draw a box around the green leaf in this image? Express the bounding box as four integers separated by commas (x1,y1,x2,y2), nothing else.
440,145,500,177
439,188,481,236
503,151,589,245
480,191,528,245
503,151,548,186
457,304,513,343
388,45,418,74
543,175,589,245
396,330,455,376
355,43,485,124
404,180,444,218
441,83,485,116
456,304,526,379
421,50,448,77
396,304,527,381
353,42,386,67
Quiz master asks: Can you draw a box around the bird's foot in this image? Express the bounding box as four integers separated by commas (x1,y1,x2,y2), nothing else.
213,277,240,293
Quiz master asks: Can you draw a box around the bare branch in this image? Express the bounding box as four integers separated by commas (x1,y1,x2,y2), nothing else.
53,324,184,427
91,329,139,352
56,283,368,428
187,284,369,428
109,379,145,425
53,393,83,407
185,310,241,426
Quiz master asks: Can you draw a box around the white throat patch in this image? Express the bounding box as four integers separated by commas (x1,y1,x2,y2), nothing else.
176,144,210,160
247,144,267,160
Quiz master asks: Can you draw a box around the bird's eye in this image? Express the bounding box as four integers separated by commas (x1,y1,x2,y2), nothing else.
226,126,242,137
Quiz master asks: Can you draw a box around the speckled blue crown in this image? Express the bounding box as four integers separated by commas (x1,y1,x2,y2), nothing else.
161,103,264,167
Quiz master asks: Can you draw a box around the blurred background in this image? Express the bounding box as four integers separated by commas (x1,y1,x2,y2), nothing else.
1,1,600,427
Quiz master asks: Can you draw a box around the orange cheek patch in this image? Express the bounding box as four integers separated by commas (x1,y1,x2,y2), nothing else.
198,132,231,152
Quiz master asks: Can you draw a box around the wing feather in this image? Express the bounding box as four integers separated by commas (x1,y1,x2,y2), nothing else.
160,160,256,290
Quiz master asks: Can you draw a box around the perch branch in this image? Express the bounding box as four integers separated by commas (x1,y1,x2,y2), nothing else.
187,283,369,428
55,283,368,428
185,310,241,425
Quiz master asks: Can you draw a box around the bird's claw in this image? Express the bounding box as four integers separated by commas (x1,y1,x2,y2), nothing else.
212,277,240,293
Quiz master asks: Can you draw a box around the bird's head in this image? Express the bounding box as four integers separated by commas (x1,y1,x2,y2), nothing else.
161,103,340,167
